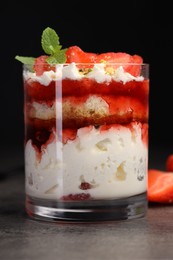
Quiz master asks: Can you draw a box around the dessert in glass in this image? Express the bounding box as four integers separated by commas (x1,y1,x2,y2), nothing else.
16,27,149,222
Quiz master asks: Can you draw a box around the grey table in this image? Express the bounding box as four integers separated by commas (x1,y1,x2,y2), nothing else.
1,146,173,260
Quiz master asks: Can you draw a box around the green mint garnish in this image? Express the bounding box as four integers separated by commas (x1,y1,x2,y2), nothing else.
41,27,60,55
15,56,35,66
15,27,67,66
46,49,67,64
41,27,67,64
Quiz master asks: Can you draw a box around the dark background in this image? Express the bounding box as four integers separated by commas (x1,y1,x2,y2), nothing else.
1,1,173,171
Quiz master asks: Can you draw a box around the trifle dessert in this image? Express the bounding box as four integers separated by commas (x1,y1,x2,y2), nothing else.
16,27,149,221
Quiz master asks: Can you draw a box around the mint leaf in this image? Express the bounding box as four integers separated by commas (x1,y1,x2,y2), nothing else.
15,27,67,68
54,45,62,52
41,27,60,55
41,27,67,64
46,49,67,64
15,56,35,65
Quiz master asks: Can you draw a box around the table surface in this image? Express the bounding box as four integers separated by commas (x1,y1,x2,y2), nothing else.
1,146,173,260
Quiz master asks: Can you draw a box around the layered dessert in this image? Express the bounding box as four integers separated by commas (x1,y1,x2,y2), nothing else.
17,27,149,202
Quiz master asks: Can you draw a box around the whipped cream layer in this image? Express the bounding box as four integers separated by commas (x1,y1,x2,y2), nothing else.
25,123,147,200
24,63,144,86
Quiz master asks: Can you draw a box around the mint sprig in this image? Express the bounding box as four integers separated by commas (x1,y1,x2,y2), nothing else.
15,27,67,66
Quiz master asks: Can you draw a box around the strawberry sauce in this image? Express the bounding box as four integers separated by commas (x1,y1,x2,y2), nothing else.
24,77,149,150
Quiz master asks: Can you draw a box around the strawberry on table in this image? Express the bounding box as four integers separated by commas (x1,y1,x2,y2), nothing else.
148,169,173,203
166,154,173,172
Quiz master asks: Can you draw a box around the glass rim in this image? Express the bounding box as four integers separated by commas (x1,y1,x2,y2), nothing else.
23,62,149,66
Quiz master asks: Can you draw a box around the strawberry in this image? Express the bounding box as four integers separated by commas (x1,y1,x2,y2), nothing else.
96,52,132,64
66,46,97,63
166,154,173,172
33,55,55,76
96,52,143,77
148,169,173,203
66,46,85,63
66,46,143,76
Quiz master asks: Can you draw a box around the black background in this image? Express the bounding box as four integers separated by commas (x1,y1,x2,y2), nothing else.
1,1,173,169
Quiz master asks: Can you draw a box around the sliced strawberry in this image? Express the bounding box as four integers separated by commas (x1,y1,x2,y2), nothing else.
166,154,173,172
96,52,132,64
65,46,96,63
66,46,86,63
33,55,55,76
148,169,173,203
96,52,143,77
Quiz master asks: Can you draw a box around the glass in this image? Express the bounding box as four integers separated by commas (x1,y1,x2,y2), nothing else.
23,62,149,222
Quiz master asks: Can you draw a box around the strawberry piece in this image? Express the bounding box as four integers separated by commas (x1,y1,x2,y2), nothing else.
96,52,132,64
166,154,173,172
96,52,143,77
66,46,97,63
65,46,85,63
148,169,173,203
33,55,55,76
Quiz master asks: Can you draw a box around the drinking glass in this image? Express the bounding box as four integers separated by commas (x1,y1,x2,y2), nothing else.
23,62,149,222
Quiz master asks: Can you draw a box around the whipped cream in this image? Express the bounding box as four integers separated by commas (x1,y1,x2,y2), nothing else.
25,123,147,200
23,63,144,86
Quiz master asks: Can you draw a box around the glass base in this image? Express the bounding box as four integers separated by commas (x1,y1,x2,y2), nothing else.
26,193,147,223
